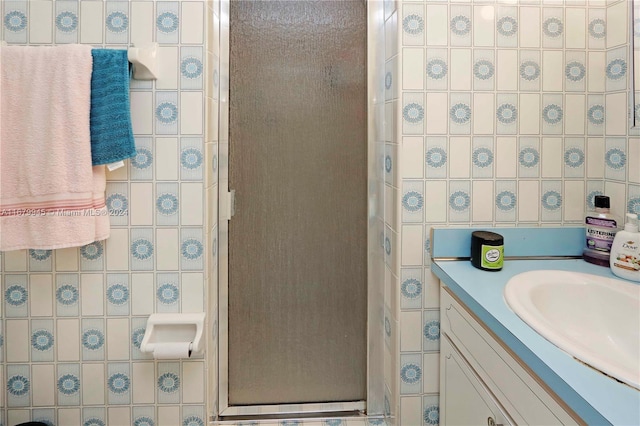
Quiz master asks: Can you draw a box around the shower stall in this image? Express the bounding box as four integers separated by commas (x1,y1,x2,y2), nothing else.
214,0,387,419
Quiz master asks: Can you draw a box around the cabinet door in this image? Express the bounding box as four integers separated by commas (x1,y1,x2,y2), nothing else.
441,335,513,426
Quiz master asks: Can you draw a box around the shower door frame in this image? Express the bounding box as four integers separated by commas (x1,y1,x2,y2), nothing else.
216,0,384,418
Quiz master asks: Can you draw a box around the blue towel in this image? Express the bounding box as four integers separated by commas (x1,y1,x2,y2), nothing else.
90,49,136,165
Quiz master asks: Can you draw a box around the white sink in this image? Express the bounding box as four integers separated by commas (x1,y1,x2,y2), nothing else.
504,270,640,390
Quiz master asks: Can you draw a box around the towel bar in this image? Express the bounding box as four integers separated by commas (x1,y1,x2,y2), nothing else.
128,42,159,80
1,41,158,80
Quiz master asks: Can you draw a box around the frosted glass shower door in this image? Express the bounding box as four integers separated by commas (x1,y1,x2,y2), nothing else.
226,0,368,408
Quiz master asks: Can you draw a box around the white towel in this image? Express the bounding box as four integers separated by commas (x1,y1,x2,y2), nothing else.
0,45,110,251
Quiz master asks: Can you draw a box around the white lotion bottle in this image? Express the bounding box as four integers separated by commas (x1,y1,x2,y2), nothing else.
609,213,640,282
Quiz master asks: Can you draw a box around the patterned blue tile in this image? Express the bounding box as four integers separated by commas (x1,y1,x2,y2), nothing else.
131,317,151,360
403,103,425,124
564,140,585,179
157,362,180,404
106,182,129,226
605,149,627,170
6,364,30,407
565,61,586,82
157,2,180,44
472,137,494,179
4,275,29,317
83,417,106,426
400,269,422,310
80,242,104,262
495,182,517,222
606,58,627,81
182,405,206,426
449,182,471,223
588,18,606,39
628,197,640,215
4,10,27,32
183,416,206,426
473,147,493,168
605,138,627,182
107,363,131,405
520,60,541,82
181,228,205,270
448,191,470,213
518,147,540,169
3,1,28,44
496,191,517,212
156,273,180,313
83,407,106,426
106,274,130,316
587,104,605,126
156,182,180,226
181,46,204,90
55,1,79,44
55,11,78,33
541,190,562,211
450,15,471,36
399,353,422,395
426,58,447,81
496,16,518,37
31,322,55,362
403,14,424,36
105,11,128,33
56,274,80,316
32,409,55,426
542,103,563,125
133,407,155,426
473,59,494,81
423,395,439,426
82,319,105,361
56,363,82,406
131,228,155,271
133,416,155,426
449,103,471,125
58,371,81,399
542,17,563,38
541,181,562,222
130,136,154,179
105,2,129,44
29,249,53,272
422,310,440,353
496,103,517,125
155,92,179,135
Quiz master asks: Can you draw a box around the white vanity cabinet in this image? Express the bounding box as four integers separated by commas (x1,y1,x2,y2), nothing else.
440,285,582,426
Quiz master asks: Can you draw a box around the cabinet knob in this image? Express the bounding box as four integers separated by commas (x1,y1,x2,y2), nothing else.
487,417,503,426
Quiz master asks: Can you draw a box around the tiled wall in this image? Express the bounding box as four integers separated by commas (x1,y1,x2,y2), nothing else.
605,0,640,216
0,1,217,425
388,0,640,424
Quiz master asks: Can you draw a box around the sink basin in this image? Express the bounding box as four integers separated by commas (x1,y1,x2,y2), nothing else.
504,270,640,390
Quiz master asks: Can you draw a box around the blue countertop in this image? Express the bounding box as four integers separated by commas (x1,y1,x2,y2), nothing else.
432,258,640,426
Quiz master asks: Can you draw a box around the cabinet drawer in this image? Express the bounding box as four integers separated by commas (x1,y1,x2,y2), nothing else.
441,335,513,426
441,287,579,426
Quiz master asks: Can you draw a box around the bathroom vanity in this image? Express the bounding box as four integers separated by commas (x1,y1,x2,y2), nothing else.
440,285,578,425
431,228,640,426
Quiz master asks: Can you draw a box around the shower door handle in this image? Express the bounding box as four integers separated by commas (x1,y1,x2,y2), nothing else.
221,189,236,221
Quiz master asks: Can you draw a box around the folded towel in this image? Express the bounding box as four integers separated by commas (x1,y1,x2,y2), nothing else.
0,45,110,251
90,49,136,165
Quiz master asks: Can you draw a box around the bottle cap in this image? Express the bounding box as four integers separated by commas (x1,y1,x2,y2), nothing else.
594,195,610,209
624,213,639,232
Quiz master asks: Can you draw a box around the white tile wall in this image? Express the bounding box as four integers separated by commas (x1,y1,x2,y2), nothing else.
393,0,639,424
0,0,216,424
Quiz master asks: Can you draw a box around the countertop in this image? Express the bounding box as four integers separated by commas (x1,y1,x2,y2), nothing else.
432,258,640,426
